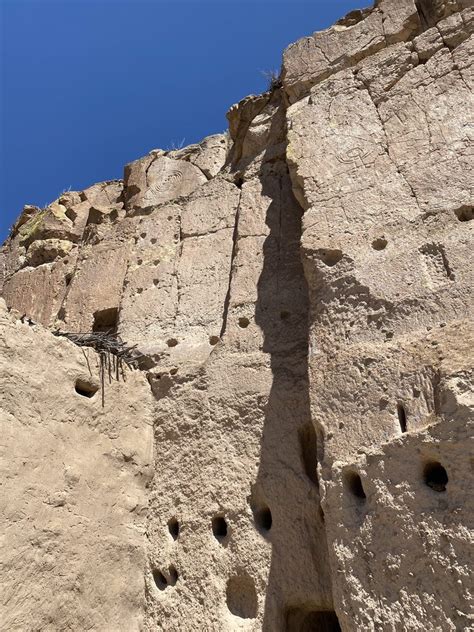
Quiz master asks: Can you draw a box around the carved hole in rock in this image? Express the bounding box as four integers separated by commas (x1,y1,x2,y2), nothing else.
298,423,318,485
238,317,250,329
424,461,448,492
151,237,157,244
454,206,473,222
75,378,99,398
137,259,143,265
168,518,179,540
92,307,118,334
169,367,178,375
140,232,147,238
153,279,159,286
372,237,387,251
226,575,257,619
212,515,228,541
137,288,143,294
320,249,343,267
286,607,341,632
397,404,407,433
167,338,178,347
345,471,366,501
280,310,291,320
152,565,178,591
254,505,272,533
209,335,220,345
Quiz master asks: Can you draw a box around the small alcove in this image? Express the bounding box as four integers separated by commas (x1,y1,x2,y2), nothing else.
344,471,366,501
424,461,448,492
212,515,228,541
75,378,99,398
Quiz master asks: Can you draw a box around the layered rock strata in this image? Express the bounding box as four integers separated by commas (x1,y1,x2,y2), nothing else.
1,0,473,630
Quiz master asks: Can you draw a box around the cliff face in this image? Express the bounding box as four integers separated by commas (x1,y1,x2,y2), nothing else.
1,1,473,630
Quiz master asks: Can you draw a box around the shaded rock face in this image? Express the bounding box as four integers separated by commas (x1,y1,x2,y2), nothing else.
0,1,473,631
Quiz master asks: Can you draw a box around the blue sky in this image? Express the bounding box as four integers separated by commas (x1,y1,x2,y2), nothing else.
1,0,360,243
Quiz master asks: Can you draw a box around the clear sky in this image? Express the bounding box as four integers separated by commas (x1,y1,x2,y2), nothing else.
1,0,360,243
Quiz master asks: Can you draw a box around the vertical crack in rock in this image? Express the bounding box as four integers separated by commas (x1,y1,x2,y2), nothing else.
219,187,242,338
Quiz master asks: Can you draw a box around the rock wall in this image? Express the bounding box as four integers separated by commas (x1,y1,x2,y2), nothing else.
0,0,472,630
0,299,154,631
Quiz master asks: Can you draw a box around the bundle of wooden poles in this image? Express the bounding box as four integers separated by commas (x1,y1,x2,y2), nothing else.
53,330,147,406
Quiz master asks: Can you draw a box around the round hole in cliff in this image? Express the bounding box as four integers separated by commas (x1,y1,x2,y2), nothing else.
137,288,143,294
168,517,179,540
152,565,178,591
254,506,272,532
280,310,291,320
153,279,159,286
152,569,167,590
320,249,343,267
424,461,448,492
226,575,258,619
454,206,473,222
238,317,250,329
153,259,160,266
140,232,147,239
397,404,407,433
345,471,366,500
371,237,387,251
167,338,178,347
137,258,143,265
169,367,178,376
75,379,99,398
209,335,220,345
212,515,228,541
151,237,157,244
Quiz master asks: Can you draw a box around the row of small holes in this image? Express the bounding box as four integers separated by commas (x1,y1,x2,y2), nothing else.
167,507,273,544
346,461,449,501
164,336,220,347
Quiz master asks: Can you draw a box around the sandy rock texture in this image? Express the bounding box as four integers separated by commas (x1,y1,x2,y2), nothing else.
0,0,473,630
0,299,154,631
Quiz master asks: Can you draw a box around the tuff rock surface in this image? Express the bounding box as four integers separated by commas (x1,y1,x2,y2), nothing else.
1,0,473,630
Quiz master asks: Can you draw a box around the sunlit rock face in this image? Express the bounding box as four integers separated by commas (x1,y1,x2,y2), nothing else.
1,1,472,630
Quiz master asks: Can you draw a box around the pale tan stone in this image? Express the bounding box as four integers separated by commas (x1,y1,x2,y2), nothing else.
0,1,472,630
0,304,154,631
124,154,207,212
